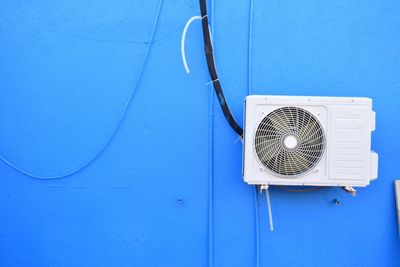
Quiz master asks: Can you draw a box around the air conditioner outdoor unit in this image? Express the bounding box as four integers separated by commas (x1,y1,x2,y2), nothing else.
243,95,378,187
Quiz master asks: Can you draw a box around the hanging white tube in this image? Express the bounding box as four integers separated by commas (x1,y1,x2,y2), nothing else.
181,16,202,74
265,187,274,231
181,15,214,74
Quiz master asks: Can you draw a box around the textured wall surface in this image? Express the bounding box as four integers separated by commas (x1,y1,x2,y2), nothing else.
0,1,399,266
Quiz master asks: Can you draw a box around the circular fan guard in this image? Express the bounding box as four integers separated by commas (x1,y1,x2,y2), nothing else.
255,107,325,176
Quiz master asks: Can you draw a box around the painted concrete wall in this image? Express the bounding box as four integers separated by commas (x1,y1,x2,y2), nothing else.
0,0,399,266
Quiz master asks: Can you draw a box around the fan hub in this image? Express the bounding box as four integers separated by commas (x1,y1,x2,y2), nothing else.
283,134,299,150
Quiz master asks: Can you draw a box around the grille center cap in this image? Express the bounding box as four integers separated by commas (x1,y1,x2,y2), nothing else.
283,134,299,150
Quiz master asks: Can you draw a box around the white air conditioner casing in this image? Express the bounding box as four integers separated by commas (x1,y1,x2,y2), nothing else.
243,95,378,187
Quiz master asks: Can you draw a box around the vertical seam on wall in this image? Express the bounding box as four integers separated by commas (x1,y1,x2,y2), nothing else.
248,0,254,95
208,1,215,267
247,0,260,267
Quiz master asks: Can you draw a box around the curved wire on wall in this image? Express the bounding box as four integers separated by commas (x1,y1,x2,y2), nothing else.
0,0,164,179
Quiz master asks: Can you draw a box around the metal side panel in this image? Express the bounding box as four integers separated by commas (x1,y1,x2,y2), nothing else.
395,180,400,235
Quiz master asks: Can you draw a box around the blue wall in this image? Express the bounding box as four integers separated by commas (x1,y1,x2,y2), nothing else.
0,0,399,266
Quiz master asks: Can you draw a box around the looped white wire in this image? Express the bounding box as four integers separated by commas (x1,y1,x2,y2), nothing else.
181,16,202,74
181,15,213,74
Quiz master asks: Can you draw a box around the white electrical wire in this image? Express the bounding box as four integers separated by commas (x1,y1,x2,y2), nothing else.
265,187,274,231
181,15,202,73
181,15,213,74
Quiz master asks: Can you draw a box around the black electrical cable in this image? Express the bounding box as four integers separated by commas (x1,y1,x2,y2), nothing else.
198,0,244,138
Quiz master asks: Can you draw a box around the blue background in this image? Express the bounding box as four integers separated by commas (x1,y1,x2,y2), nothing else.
0,0,399,266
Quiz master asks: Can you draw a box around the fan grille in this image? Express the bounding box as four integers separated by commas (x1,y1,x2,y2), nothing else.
255,107,325,176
